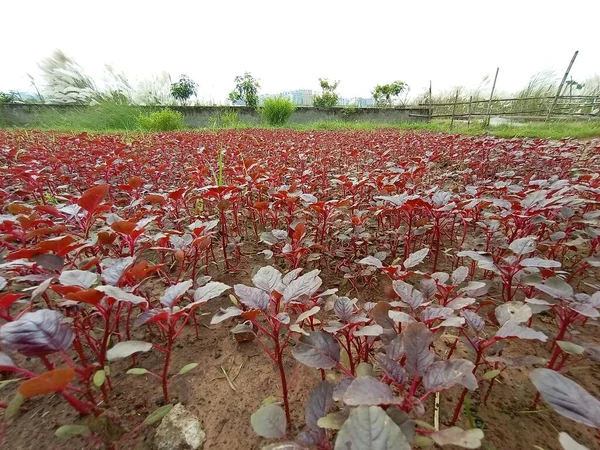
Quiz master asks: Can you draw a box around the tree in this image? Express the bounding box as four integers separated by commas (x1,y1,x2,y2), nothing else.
229,72,260,108
372,81,409,107
0,92,16,104
313,78,340,108
170,74,198,106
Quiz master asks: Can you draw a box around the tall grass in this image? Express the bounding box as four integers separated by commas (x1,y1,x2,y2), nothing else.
33,102,142,131
413,72,599,119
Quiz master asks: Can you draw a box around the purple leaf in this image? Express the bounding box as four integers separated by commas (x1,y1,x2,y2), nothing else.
296,306,320,324
420,278,437,300
276,312,291,324
452,266,469,284
292,331,340,369
354,325,384,337
134,309,166,328
359,256,384,269
530,368,600,428
432,272,450,284
374,353,407,384
0,351,15,369
403,322,434,377
234,284,270,311
283,269,322,303
59,270,97,288
385,335,405,360
282,268,303,285
332,378,354,401
334,406,410,450
559,432,590,450
421,306,453,322
0,310,74,356
343,376,394,406
100,257,134,285
334,297,356,322
446,296,476,310
496,319,547,341
461,281,489,297
95,285,148,306
160,280,192,308
529,276,574,299
392,280,423,309
106,340,153,361
520,257,561,268
495,302,532,326
388,310,415,324
456,251,492,262
252,266,283,293
192,281,230,305
509,236,536,256
250,404,287,438
297,429,326,447
568,302,600,318
32,254,64,271
403,248,429,269
423,359,478,392
211,306,243,324
385,407,415,442
31,277,55,301
461,311,485,332
305,381,334,430
370,302,396,331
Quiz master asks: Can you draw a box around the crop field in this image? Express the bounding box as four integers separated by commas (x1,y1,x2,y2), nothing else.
0,129,599,450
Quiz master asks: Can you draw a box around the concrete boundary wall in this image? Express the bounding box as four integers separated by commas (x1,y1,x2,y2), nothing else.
1,104,430,128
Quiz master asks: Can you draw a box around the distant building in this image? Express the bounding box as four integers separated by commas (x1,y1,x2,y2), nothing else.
280,89,315,106
338,97,376,107
259,91,376,107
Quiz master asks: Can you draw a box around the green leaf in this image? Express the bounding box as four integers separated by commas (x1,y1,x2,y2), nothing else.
144,404,173,425
414,435,434,447
55,425,91,439
557,341,585,355
317,411,348,430
482,369,502,380
5,392,24,419
261,396,280,406
178,363,199,375
413,420,436,431
127,368,149,375
356,362,375,377
0,378,22,390
93,370,106,387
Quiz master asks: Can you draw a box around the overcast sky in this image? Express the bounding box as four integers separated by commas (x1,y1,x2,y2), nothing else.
2,0,599,102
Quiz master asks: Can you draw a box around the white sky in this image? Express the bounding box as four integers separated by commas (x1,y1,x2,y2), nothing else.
2,0,599,102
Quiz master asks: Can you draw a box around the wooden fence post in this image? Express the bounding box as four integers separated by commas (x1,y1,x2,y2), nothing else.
428,80,433,123
450,90,459,130
546,50,579,121
467,96,473,127
485,67,499,127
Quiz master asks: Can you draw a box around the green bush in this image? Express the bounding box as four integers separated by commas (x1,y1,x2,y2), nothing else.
138,108,183,131
260,97,295,126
